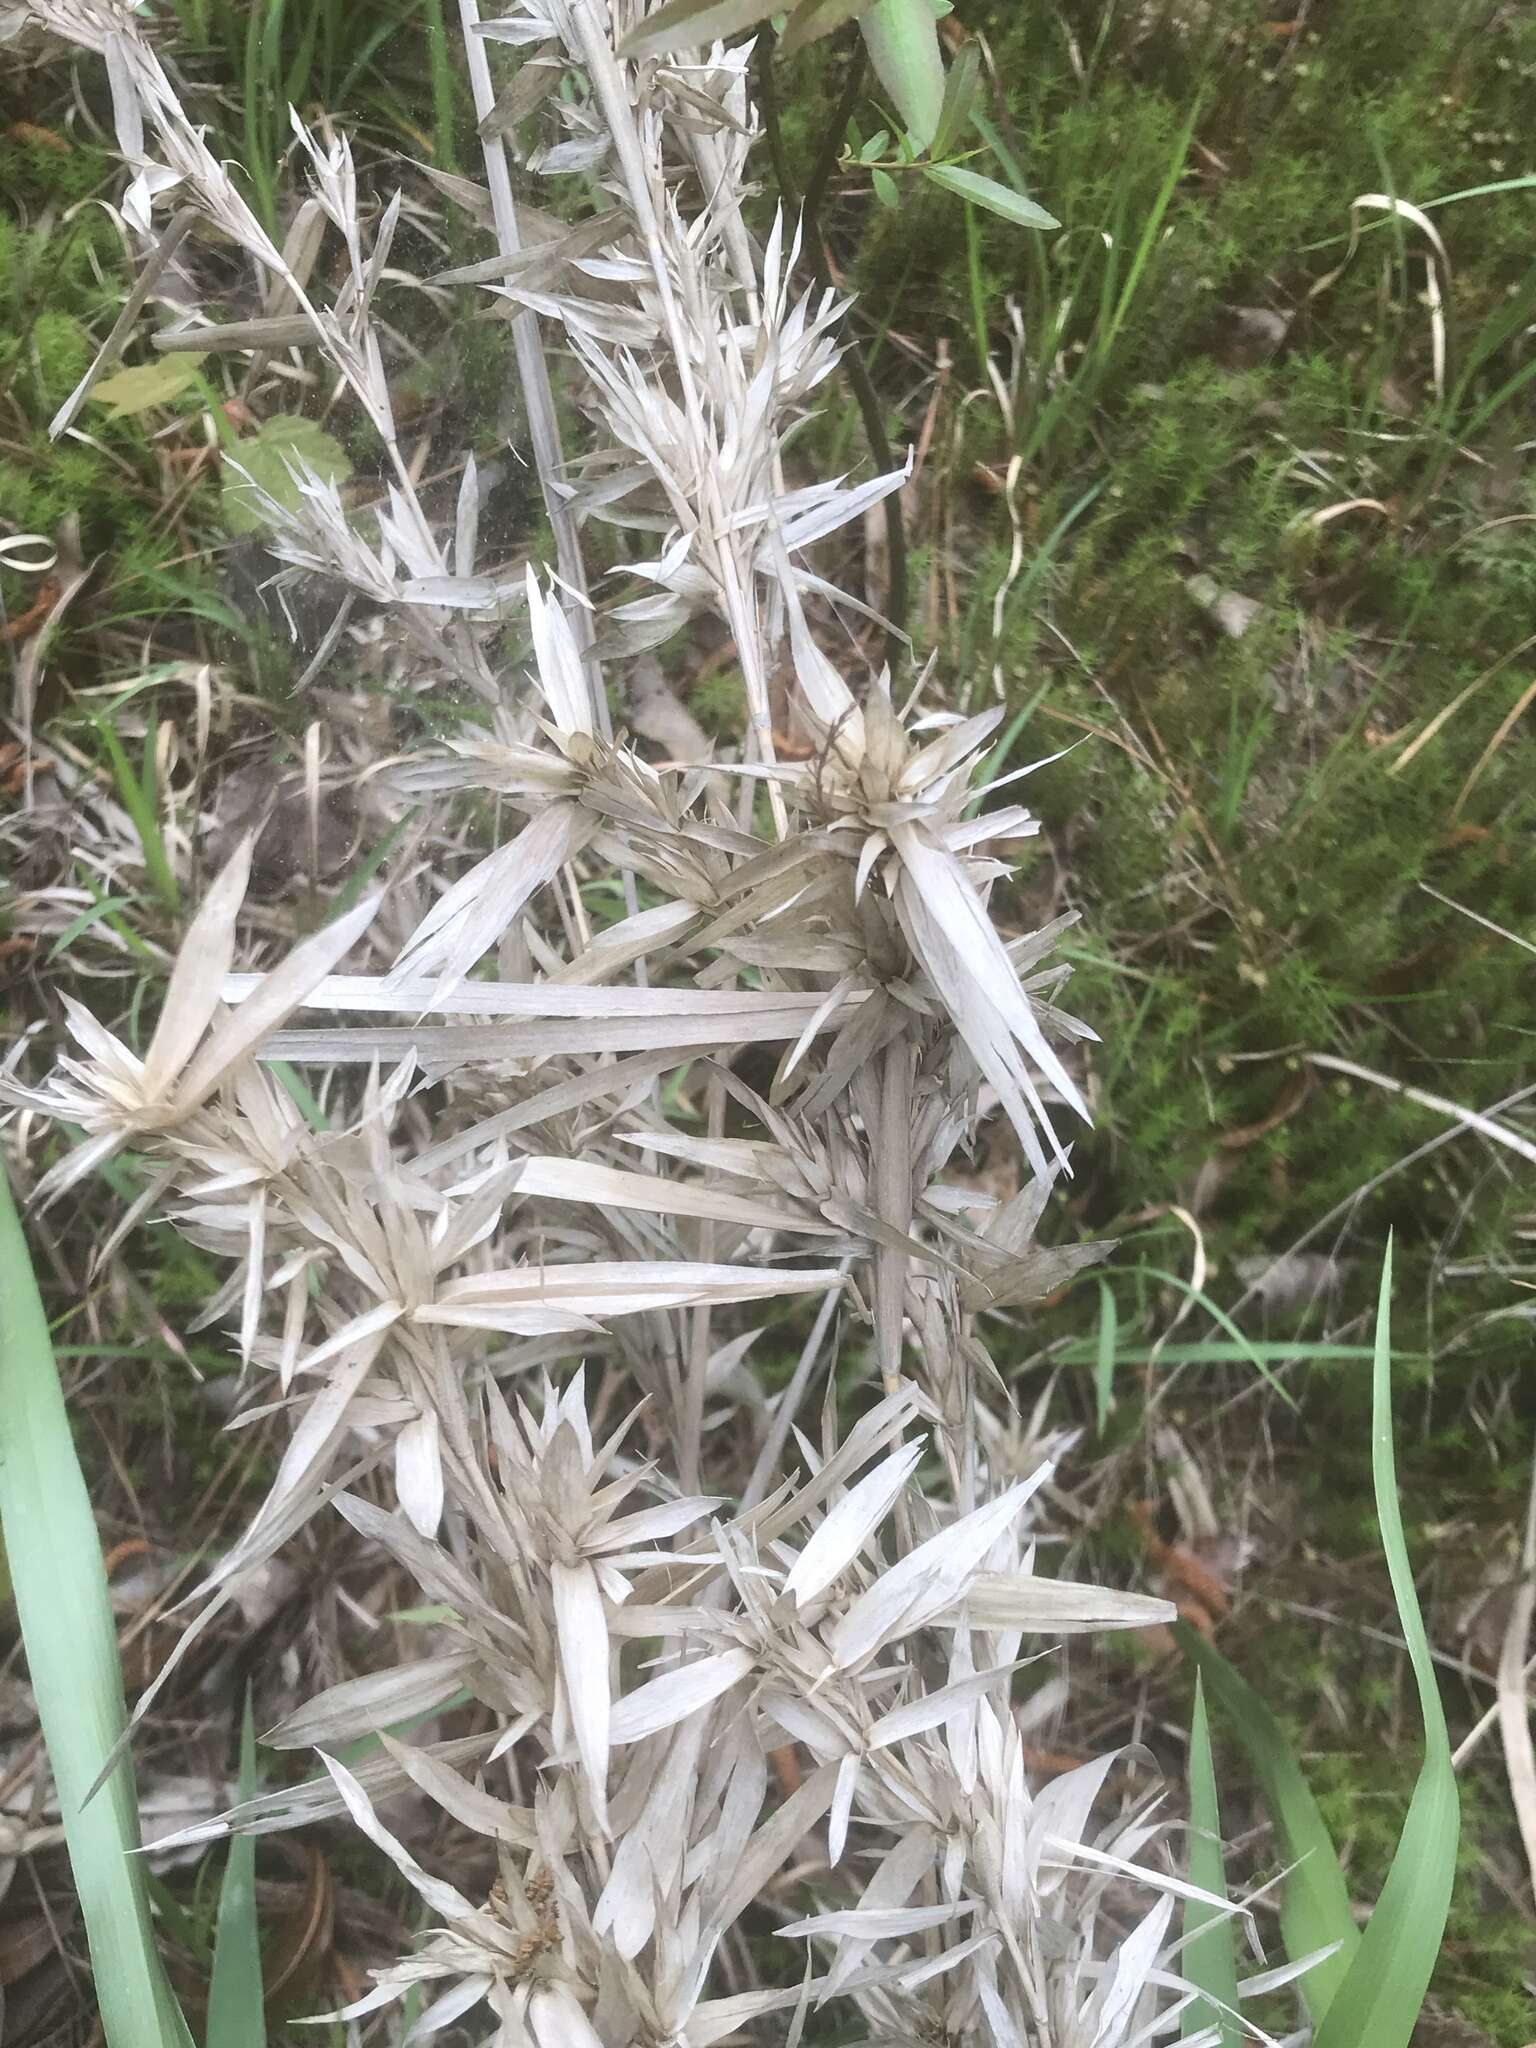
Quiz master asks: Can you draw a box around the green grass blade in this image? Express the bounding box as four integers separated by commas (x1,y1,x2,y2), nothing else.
145,1870,210,1964
1062,1340,1400,1369
48,894,140,962
1174,1622,1359,2021
269,1060,330,1132
95,717,179,914
1311,1241,1460,2048
963,200,988,380
1094,96,1198,368
1134,1266,1299,1407
334,2,422,109
284,0,321,107
1094,1278,1116,1433
0,1167,194,2048
970,697,1043,806
242,0,279,230
324,808,416,927
421,0,460,169
206,1692,263,2048
1183,1673,1241,2045
968,107,1025,193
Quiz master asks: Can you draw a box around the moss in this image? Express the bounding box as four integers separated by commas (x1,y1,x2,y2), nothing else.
25,307,92,405
0,127,219,646
688,665,750,740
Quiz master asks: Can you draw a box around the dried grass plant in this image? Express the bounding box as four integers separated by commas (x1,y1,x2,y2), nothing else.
5,2,1253,2040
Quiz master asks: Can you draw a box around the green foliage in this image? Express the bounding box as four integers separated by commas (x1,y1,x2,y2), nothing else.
922,0,1536,1295
687,665,750,740
205,1695,263,2048
0,132,213,638
0,1168,195,2048
1176,1249,1461,2046
163,0,464,224
222,414,353,534
1181,1675,1241,2046
1311,1245,1459,2047
92,355,210,419
1178,1623,1360,2017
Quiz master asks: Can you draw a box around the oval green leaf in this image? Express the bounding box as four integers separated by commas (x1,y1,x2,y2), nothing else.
922,161,1058,229
860,0,944,154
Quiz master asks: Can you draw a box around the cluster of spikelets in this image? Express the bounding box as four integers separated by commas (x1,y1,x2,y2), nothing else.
7,1,1262,2042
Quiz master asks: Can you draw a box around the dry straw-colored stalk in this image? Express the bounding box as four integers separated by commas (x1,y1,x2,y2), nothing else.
6,1,1242,2040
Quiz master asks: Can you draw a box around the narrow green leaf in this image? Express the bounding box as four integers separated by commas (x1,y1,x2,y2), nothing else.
144,1872,209,1965
1064,1340,1397,1369
323,807,416,929
922,161,1058,229
779,0,870,53
860,0,944,153
1311,1241,1460,2048
95,717,179,915
47,895,138,961
1094,1279,1116,1433
421,0,460,174
1183,1674,1242,2044
1133,1265,1299,1408
1092,97,1197,370
968,107,1027,192
206,1692,263,2048
269,1061,330,1133
618,0,776,60
1175,1623,1359,2022
0,1167,194,2048
928,36,978,161
871,168,900,210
